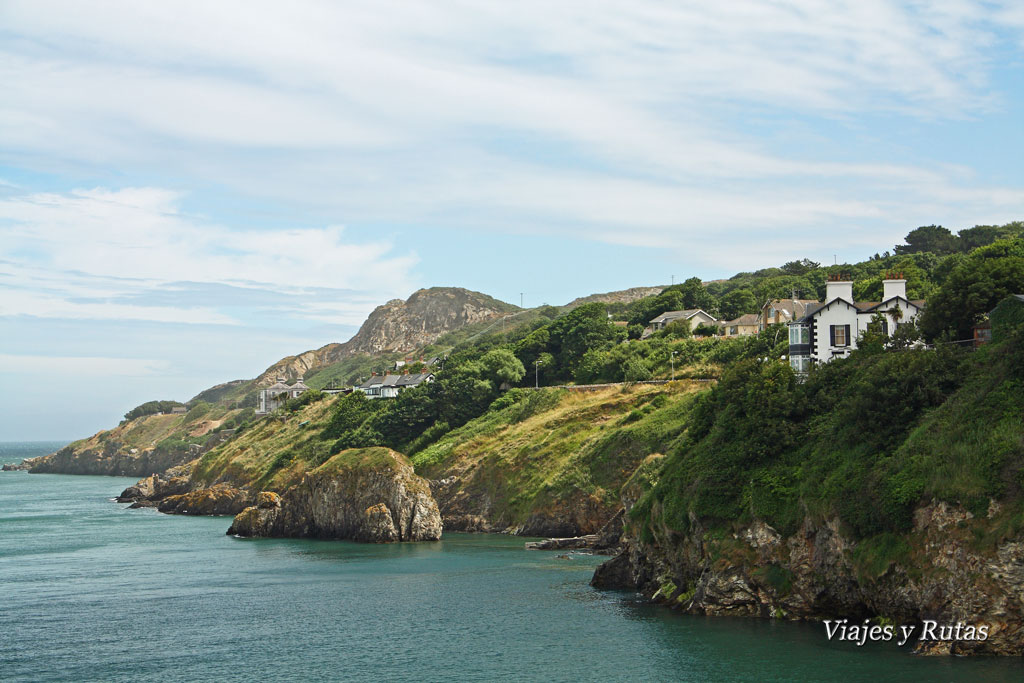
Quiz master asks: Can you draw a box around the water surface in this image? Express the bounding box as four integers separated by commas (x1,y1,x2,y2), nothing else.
1,442,1021,682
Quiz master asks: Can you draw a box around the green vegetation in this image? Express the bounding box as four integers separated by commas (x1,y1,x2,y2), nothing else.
411,383,703,525
632,325,1024,551
123,400,185,421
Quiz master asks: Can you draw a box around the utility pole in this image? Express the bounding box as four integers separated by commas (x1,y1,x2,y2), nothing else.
671,350,677,381
535,359,542,388
520,292,524,309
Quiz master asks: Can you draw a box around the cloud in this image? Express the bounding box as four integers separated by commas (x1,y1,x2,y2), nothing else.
0,186,419,324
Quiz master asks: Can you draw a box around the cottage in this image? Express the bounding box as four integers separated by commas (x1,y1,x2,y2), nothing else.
720,313,759,337
648,309,717,332
354,372,434,399
787,274,925,374
256,376,309,414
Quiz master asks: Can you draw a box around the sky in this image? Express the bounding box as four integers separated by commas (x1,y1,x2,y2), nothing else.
2,1,1024,440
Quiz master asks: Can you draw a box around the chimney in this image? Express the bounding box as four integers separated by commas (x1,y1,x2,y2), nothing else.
882,272,906,301
825,275,853,303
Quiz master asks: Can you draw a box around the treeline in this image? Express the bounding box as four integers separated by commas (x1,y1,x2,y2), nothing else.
603,220,1024,332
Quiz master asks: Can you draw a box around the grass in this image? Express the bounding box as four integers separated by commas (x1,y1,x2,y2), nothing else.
412,382,705,527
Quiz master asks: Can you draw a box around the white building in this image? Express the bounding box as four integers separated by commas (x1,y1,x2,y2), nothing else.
256,376,310,414
648,309,718,332
354,372,434,399
788,276,925,374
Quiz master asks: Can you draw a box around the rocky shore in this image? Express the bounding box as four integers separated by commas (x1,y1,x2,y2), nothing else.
591,501,1024,656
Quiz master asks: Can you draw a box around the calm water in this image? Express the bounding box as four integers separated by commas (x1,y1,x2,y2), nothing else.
1,443,1022,682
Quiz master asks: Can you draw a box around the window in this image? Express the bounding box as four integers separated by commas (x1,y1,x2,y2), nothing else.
730,326,738,335
789,325,809,345
830,324,850,347
790,355,811,373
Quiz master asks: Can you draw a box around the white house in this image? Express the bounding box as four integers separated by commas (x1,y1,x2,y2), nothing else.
787,275,925,374
354,372,434,399
256,376,310,414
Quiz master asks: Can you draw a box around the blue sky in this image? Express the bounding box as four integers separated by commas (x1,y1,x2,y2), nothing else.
2,1,1024,440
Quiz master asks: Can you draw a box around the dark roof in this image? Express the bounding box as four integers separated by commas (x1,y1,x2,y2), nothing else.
397,372,433,387
795,298,856,323
856,297,926,313
763,299,819,320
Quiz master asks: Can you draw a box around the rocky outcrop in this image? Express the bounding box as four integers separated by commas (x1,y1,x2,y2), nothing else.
593,501,1024,656
157,484,252,516
25,441,192,477
253,287,514,387
429,475,614,537
2,461,31,471
227,448,442,543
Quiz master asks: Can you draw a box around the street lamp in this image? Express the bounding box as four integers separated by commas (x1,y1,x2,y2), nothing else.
534,359,542,388
670,351,677,381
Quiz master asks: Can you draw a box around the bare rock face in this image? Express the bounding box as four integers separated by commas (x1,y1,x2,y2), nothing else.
227,448,442,543
254,287,513,387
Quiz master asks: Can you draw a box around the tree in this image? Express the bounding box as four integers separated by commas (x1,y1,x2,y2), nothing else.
894,225,959,255
480,348,526,388
677,277,717,313
919,238,1024,340
781,259,821,275
719,288,757,320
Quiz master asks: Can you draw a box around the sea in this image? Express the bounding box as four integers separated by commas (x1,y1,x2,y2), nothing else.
1,441,1022,682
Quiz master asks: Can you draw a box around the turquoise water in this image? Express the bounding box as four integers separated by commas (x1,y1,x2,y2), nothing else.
2,443,1022,682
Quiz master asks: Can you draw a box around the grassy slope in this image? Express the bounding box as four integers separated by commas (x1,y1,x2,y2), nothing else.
183,381,708,529
413,382,705,525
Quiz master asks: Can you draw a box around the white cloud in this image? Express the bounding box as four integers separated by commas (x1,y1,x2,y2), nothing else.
0,186,418,324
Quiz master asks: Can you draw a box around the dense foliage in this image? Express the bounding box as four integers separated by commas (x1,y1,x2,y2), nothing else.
633,324,1024,543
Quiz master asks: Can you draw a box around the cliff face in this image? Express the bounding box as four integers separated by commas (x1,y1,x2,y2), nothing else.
227,448,442,543
253,287,515,387
593,501,1024,656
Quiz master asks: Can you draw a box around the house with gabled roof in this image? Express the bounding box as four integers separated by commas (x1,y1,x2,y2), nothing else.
648,309,717,332
256,376,310,414
354,372,434,399
721,313,760,337
787,273,925,374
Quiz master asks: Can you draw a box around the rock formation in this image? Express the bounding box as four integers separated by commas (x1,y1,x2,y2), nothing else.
253,287,514,387
592,501,1024,656
227,448,442,543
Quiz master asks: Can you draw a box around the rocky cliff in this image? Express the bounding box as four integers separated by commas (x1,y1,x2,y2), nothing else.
592,501,1024,656
253,287,516,387
227,448,442,543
